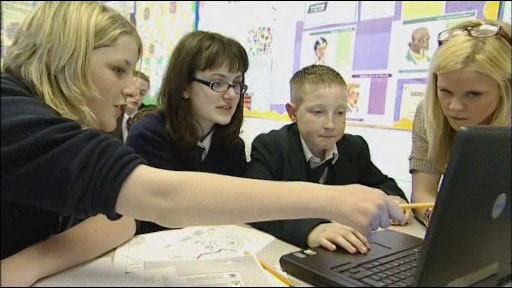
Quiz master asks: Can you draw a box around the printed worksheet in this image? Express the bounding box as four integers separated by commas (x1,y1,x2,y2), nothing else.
113,225,275,270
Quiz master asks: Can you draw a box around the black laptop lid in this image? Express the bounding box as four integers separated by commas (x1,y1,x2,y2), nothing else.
279,126,511,287
415,126,511,286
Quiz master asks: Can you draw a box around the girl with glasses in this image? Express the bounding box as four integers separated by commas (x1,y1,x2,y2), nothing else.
126,31,250,234
410,20,511,227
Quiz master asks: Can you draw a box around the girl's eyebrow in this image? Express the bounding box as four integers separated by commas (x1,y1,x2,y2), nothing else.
207,73,243,80
437,86,452,92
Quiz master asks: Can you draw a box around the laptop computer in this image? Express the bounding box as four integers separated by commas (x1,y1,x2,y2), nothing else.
280,126,511,287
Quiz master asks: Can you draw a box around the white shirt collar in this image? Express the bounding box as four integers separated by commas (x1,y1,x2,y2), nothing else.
121,113,133,143
300,134,339,168
197,129,214,161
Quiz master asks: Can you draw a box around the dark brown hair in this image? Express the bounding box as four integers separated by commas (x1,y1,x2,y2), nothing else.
158,31,249,152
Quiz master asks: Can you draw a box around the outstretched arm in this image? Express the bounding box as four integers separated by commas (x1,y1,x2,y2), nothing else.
116,165,405,235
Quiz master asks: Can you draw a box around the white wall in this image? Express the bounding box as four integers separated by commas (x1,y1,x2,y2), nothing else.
240,118,413,201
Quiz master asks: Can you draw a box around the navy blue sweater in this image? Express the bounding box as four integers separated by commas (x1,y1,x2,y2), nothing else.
1,73,146,259
126,112,247,234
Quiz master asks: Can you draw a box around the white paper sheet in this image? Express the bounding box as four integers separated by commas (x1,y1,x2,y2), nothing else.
113,225,275,271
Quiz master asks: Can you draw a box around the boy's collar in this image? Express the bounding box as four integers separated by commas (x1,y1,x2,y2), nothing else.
299,134,339,166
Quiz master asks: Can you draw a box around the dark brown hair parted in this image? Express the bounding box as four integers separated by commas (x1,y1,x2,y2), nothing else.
158,31,249,152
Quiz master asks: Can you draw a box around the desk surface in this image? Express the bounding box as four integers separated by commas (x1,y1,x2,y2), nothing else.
34,220,426,287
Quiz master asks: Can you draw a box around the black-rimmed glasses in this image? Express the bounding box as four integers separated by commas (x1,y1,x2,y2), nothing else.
192,77,248,95
437,23,512,46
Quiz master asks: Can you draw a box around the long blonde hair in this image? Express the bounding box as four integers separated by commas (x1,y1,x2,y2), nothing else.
423,19,511,170
4,2,142,128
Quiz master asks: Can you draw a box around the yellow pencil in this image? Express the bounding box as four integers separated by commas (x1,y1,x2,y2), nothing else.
246,252,295,287
399,202,435,209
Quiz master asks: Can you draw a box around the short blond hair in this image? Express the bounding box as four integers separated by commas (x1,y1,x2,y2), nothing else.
4,2,142,128
423,19,511,169
347,82,360,92
290,65,347,107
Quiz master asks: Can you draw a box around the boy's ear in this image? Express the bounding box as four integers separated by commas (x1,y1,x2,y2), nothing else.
286,103,297,123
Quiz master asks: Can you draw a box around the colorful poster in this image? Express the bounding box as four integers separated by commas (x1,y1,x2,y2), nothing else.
304,1,358,28
346,76,371,118
136,1,196,104
392,79,427,129
300,25,357,76
199,2,284,116
346,72,395,127
399,83,426,122
389,10,477,79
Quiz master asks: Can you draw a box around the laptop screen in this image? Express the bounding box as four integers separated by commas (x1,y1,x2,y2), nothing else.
415,126,511,286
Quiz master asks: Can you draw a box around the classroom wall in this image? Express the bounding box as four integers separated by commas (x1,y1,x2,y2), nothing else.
240,118,413,201
202,1,507,203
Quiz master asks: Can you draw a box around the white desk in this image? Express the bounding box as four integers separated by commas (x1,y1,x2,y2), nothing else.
33,221,426,287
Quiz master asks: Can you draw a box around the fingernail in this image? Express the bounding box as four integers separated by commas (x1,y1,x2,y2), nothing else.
361,247,367,253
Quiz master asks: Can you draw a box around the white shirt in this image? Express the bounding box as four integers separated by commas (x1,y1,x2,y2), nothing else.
300,135,339,184
121,113,134,143
197,129,213,161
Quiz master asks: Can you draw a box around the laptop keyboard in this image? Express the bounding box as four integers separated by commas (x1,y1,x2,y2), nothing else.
332,246,422,287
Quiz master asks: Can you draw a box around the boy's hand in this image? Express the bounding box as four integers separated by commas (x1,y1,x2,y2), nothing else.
307,223,371,254
388,195,413,225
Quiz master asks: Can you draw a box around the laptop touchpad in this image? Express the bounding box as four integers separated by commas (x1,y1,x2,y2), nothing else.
367,241,392,257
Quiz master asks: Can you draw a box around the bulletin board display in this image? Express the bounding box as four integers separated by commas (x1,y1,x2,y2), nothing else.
133,1,197,105
198,1,502,130
103,1,197,105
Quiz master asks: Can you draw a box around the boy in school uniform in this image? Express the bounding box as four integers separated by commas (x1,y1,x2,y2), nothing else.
246,65,411,253
110,70,151,143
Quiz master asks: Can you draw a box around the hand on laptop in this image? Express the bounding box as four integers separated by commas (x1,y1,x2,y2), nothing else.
307,222,371,254
388,195,413,225
335,184,406,234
